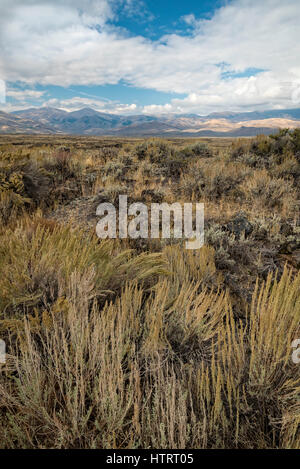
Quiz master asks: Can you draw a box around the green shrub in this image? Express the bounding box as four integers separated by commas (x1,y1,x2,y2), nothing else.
181,142,213,158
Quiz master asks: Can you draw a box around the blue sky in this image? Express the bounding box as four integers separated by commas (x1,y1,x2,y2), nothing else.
112,0,226,39
1,0,300,114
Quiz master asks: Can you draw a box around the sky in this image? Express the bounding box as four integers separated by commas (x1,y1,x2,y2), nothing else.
0,0,300,115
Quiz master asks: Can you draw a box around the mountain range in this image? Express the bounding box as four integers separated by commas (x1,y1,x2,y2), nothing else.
1,107,300,137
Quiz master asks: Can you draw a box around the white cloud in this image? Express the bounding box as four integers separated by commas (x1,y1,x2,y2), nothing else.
0,92,140,115
6,89,46,101
41,96,139,115
181,14,197,27
0,0,300,113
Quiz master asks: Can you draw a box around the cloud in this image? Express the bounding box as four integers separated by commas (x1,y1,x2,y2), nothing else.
121,0,153,21
6,89,46,101
181,14,197,27
0,0,300,113
41,96,139,114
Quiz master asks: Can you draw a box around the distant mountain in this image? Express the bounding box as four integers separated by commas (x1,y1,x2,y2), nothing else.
12,107,161,134
13,107,121,133
14,107,69,121
0,110,56,134
0,106,298,136
205,108,300,122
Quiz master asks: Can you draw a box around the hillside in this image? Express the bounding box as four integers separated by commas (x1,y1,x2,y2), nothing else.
0,111,56,134
0,107,298,137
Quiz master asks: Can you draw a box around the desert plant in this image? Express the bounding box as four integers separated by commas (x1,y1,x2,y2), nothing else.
0,267,299,448
0,216,166,319
181,142,213,158
240,170,296,212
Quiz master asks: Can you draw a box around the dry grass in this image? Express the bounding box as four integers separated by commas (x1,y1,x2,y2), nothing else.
0,266,299,448
0,131,299,448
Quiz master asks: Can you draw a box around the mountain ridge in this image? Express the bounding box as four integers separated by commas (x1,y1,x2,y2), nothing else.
0,107,299,137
